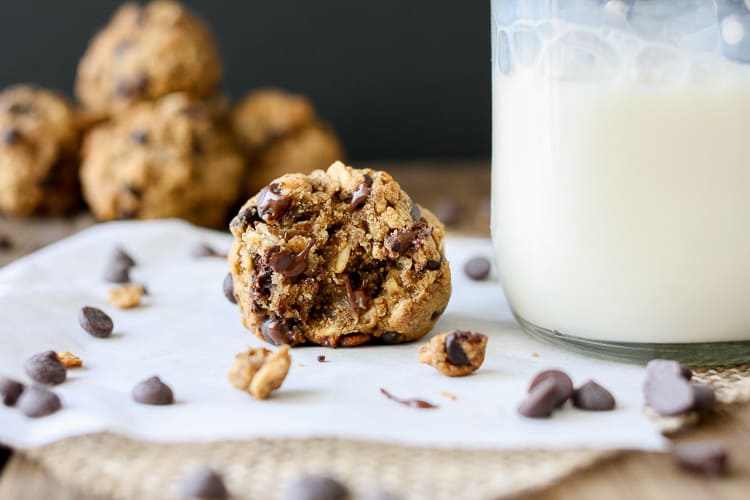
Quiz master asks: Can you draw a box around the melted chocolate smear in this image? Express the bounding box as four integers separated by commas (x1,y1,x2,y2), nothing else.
380,388,437,409
231,206,262,231
344,274,369,314
257,183,293,222
410,201,421,221
268,240,314,278
261,316,291,346
349,174,373,211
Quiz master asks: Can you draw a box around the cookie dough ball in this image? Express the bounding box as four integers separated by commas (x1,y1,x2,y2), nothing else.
0,85,80,215
231,89,344,195
76,0,222,116
80,93,244,227
228,161,451,347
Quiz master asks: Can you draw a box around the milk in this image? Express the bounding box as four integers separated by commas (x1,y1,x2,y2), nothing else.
492,23,750,343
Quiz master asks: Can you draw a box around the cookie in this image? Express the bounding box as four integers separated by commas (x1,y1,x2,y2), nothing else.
76,0,222,116
228,161,451,347
231,89,344,195
80,93,244,227
0,85,80,215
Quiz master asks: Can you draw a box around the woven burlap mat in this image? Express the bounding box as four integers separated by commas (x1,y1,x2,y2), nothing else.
20,364,750,500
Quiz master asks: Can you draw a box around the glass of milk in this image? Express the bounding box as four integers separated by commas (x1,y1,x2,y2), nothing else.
491,0,750,364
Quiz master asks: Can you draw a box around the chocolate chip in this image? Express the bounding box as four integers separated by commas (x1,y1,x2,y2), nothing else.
78,306,114,338
380,388,438,409
261,317,292,346
284,475,350,500
268,241,314,278
180,467,228,499
24,351,66,385
672,442,729,476
8,102,33,114
112,246,137,268
124,183,143,199
344,275,368,314
192,137,204,155
130,130,148,144
445,331,473,366
432,198,460,226
1,127,22,145
380,332,405,344
104,261,131,283
426,258,442,270
132,376,174,405
691,382,716,413
464,256,491,281
317,355,326,363
349,181,371,211
230,206,261,231
0,233,13,251
518,377,560,418
257,183,293,222
646,359,692,381
528,369,574,408
223,273,237,304
17,386,61,418
115,73,148,98
0,376,24,406
384,227,419,254
410,201,421,221
572,380,616,411
644,375,695,416
191,242,221,258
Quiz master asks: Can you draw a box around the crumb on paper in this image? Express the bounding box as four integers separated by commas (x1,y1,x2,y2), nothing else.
56,351,83,368
228,345,291,400
297,362,305,367
317,355,326,363
440,391,457,401
532,351,540,358
107,284,146,309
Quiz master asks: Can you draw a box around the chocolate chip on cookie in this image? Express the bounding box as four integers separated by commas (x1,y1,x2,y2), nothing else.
79,306,114,338
132,376,174,405
257,183,294,222
418,330,488,377
24,351,67,385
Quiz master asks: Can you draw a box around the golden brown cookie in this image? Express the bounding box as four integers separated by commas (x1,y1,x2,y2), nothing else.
228,161,451,347
231,89,344,195
418,330,488,377
0,85,80,215
76,0,222,116
80,92,244,228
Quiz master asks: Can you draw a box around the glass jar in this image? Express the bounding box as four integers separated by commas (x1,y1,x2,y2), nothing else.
491,0,750,364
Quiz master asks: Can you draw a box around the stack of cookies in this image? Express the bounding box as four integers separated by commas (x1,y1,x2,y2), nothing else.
0,0,344,227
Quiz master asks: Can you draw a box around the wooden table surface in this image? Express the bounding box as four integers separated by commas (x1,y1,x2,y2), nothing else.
0,162,748,500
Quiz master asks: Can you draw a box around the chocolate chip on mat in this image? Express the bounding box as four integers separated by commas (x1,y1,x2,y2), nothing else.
24,351,67,385
691,382,716,413
0,376,24,406
180,467,228,499
528,369,574,407
223,273,237,304
78,306,114,338
464,256,491,281
646,359,692,381
644,374,695,416
572,380,616,411
17,386,61,418
132,376,174,405
672,442,729,476
284,475,351,500
518,377,560,418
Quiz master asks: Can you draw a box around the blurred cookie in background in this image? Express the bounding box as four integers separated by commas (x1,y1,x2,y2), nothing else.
231,88,344,196
76,0,223,117
80,92,244,228
0,85,81,215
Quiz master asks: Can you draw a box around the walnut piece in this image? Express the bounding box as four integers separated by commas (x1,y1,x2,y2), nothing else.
418,330,487,377
56,351,83,368
229,345,291,400
107,284,146,309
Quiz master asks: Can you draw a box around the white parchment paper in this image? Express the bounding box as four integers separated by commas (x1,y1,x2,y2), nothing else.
0,220,665,450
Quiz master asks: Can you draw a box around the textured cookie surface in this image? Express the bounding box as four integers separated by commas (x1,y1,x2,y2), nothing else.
80,92,244,227
0,85,80,215
229,161,451,347
76,0,222,116
231,89,344,196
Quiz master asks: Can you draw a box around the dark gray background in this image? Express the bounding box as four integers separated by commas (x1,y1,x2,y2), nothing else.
0,1,491,161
